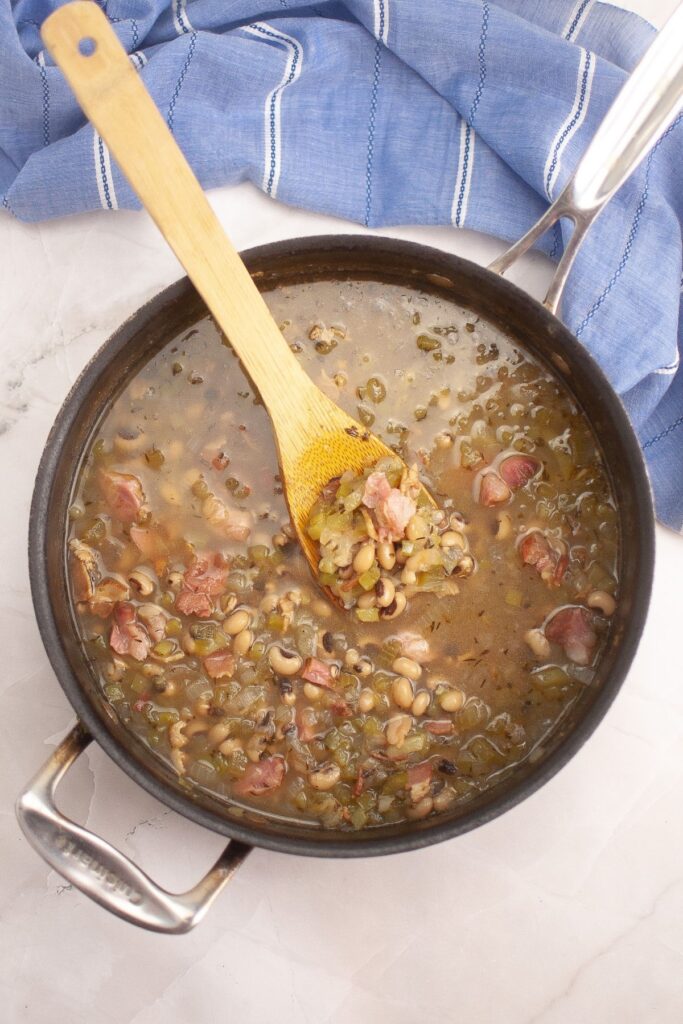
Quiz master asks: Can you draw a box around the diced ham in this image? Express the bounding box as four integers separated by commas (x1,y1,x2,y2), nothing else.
545,606,597,666
407,761,433,787
130,524,168,561
301,657,335,690
175,590,214,618
175,557,228,618
362,472,391,509
478,472,511,507
519,531,569,587
203,648,235,679
233,756,286,796
99,469,145,523
109,602,150,661
499,455,540,490
397,633,432,664
377,489,416,542
424,719,455,736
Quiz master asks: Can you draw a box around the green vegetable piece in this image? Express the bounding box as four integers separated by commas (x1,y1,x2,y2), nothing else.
358,564,380,591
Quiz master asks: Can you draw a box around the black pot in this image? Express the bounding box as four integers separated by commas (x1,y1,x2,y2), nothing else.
17,236,654,932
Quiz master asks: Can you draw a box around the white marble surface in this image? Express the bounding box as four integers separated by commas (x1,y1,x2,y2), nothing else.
2,2,682,1020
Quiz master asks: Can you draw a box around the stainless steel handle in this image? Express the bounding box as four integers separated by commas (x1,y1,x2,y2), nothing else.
16,724,252,933
489,3,683,314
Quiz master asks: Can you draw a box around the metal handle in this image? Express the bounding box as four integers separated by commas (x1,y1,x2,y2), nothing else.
489,3,683,314
16,724,252,933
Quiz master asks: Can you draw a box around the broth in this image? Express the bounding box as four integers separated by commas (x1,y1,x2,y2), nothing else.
67,279,619,830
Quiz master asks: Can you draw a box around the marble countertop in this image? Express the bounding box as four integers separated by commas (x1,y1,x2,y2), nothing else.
2,2,682,1020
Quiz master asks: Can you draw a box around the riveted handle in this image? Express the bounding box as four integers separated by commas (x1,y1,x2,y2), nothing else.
16,725,251,933
489,3,683,314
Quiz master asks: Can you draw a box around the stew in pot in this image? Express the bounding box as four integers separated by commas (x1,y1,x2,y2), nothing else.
67,278,619,830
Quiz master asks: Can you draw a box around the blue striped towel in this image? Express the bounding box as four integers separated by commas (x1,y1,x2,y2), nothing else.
3,0,682,531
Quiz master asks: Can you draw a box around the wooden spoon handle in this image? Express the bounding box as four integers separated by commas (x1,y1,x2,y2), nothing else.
42,2,314,422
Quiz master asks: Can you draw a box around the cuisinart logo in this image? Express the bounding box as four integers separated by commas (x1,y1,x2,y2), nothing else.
55,833,143,904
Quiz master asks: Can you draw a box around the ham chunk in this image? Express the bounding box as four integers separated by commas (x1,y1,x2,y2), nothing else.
362,472,391,509
69,540,100,601
478,472,511,507
203,649,235,679
545,606,597,666
175,557,227,619
499,455,540,490
301,657,335,690
233,756,286,796
99,469,145,523
202,493,252,542
109,602,150,661
519,531,568,586
89,577,130,618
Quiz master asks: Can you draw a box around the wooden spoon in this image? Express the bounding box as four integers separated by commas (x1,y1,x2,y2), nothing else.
42,1,435,587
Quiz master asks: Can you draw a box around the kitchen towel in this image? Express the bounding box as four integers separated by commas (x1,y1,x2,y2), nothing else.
2,0,682,530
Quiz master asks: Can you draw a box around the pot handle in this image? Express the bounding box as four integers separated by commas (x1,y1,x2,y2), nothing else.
489,2,683,314
16,724,252,933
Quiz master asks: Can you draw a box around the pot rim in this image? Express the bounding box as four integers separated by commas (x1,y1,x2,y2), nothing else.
28,234,655,857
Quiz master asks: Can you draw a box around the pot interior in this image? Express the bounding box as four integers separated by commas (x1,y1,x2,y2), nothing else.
30,237,653,856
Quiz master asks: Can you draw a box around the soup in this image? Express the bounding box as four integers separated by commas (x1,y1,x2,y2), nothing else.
67,279,619,830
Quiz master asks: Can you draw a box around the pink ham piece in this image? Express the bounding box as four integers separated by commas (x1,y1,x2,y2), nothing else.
499,455,540,490
203,649,235,680
478,472,511,507
519,531,569,586
377,490,416,542
224,508,252,542
301,657,335,689
175,590,213,618
407,761,433,787
297,708,319,742
99,469,145,523
137,604,166,643
424,719,455,736
362,472,391,509
545,606,597,666
109,602,150,661
175,557,228,619
233,756,286,796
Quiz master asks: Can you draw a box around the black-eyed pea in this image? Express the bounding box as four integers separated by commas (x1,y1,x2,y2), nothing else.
128,568,155,596
207,721,232,747
233,629,254,657
168,721,188,749
352,542,376,575
401,567,417,586
587,590,616,616
358,688,375,713
406,796,433,819
392,676,414,709
411,691,430,716
357,591,377,609
406,515,429,541
440,530,465,548
356,658,373,678
309,763,341,791
224,608,251,635
438,688,466,712
392,656,422,681
433,788,456,812
377,540,396,571
184,719,210,738
268,646,303,675
524,628,551,659
218,737,242,756
259,593,279,614
380,591,407,620
344,648,360,669
303,682,323,702
375,577,395,608
495,512,513,540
